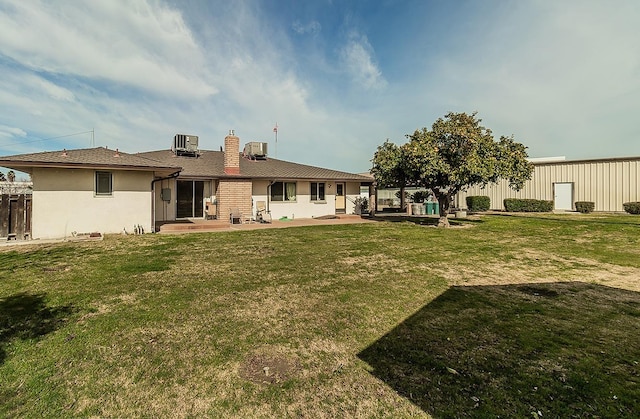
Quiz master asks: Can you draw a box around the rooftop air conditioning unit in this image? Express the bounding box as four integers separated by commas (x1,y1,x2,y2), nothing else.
173,134,199,156
243,142,268,160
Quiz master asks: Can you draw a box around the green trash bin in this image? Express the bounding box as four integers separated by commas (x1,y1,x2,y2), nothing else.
426,202,439,215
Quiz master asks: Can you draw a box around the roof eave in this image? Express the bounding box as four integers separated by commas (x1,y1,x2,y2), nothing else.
0,160,180,172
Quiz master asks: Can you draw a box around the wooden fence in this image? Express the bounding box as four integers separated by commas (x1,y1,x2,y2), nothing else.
1,194,32,240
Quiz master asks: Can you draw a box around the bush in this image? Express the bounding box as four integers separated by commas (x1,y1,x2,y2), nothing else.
412,190,429,203
504,198,553,212
466,196,490,212
575,201,595,214
353,196,369,214
623,202,640,214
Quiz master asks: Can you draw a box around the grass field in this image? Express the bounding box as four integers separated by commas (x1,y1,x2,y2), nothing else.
1,214,639,418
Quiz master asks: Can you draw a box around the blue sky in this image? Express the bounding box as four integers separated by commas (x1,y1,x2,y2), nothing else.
1,0,639,175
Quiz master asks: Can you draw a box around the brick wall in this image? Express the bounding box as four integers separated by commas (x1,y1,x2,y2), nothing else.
217,179,252,222
224,134,240,174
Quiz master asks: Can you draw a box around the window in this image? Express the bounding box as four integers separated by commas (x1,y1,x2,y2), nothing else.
95,171,112,196
271,181,296,201
311,182,325,201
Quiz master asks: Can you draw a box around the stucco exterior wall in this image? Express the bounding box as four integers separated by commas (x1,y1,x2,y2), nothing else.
154,177,176,222
457,158,640,212
152,177,366,223
251,180,363,220
153,178,214,222
32,167,153,239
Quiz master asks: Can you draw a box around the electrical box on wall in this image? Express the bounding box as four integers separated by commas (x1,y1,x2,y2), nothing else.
161,188,171,202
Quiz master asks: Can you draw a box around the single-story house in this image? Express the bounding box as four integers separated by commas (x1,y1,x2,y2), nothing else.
0,131,373,239
456,156,640,212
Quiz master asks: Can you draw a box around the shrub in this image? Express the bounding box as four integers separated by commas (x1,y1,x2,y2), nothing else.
623,202,640,214
504,198,553,212
575,201,595,214
412,190,429,203
353,196,368,214
466,196,490,212
395,190,411,203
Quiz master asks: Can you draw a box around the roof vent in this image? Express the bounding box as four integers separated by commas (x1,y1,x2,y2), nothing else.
172,134,199,157
243,142,268,160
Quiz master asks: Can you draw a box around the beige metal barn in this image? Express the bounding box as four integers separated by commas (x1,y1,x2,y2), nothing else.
456,156,640,212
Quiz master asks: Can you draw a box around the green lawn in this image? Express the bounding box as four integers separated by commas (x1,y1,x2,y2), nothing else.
1,214,639,418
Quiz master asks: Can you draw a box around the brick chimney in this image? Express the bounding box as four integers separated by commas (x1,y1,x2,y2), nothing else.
224,130,240,175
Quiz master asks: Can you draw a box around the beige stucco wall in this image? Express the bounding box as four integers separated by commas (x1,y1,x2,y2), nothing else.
251,180,363,220
31,168,153,239
153,178,214,222
151,177,366,222
457,158,640,212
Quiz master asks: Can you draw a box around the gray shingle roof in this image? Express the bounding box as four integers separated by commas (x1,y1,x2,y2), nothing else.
0,147,181,173
0,147,371,182
137,149,372,181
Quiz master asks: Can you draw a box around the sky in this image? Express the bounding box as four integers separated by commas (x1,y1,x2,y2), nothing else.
0,0,639,175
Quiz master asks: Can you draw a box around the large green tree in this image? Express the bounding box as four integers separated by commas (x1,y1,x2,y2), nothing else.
370,140,412,210
372,112,534,227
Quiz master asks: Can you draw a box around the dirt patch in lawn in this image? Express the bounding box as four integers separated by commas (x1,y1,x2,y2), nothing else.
238,348,301,385
437,249,640,292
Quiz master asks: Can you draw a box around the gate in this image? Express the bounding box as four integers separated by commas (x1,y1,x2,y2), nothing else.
1,194,32,240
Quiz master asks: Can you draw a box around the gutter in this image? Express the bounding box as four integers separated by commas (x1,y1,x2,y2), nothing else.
151,170,181,232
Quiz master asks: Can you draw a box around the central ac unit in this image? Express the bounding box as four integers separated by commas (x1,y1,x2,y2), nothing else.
243,142,268,159
173,134,199,156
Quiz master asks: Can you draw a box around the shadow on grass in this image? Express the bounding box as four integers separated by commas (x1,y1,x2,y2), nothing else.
358,282,640,418
0,293,75,364
485,212,640,228
369,214,483,227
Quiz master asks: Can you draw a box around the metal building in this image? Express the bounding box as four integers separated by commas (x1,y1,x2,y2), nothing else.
457,156,640,212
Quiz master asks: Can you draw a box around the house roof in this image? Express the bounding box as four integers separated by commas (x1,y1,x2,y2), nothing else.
0,147,181,176
137,149,373,182
0,147,371,182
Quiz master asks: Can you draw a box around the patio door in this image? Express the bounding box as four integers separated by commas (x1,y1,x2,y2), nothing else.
335,183,346,213
177,180,204,218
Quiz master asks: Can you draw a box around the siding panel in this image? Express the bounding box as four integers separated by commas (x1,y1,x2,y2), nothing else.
457,157,640,212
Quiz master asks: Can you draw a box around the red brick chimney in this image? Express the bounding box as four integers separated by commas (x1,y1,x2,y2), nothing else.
224,130,240,175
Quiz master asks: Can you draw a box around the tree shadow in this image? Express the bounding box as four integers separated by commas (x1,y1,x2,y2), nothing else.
486,212,640,228
358,282,640,418
369,214,483,227
0,293,75,364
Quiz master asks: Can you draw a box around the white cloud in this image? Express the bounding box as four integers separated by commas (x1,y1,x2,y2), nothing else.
0,0,216,98
292,20,321,36
417,1,640,159
340,32,387,90
0,125,27,139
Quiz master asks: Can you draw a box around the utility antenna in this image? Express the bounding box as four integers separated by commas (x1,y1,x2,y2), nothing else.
91,129,95,147
273,123,278,158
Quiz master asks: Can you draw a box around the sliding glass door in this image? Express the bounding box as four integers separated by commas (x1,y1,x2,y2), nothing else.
176,180,204,218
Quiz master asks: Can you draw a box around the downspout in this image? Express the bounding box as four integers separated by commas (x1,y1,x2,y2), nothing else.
151,171,181,232
267,180,276,215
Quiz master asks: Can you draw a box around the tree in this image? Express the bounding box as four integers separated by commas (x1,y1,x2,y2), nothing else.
0,172,5,182
7,170,15,182
372,112,534,227
371,140,412,210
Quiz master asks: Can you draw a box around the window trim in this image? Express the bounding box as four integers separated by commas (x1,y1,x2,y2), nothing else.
270,181,297,202
310,182,326,202
95,171,113,196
